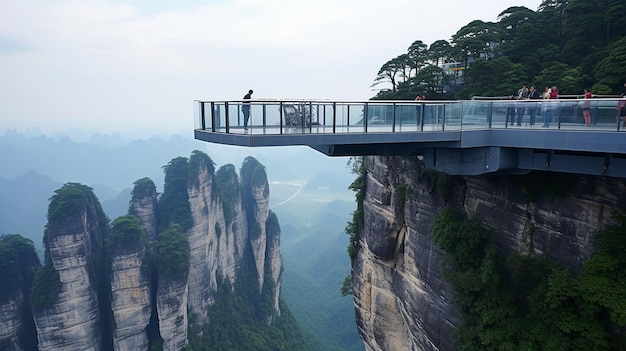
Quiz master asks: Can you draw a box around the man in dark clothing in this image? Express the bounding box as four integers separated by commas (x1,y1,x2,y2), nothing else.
242,89,253,132
527,86,541,127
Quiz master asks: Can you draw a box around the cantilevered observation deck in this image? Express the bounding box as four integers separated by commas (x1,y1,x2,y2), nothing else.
194,98,626,178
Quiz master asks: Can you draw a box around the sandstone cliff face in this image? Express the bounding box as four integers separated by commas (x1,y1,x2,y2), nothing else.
33,188,107,351
157,277,188,351
265,213,282,316
0,154,283,349
0,291,23,351
248,179,270,291
184,155,281,331
352,155,626,351
110,249,151,351
130,178,158,248
186,161,247,327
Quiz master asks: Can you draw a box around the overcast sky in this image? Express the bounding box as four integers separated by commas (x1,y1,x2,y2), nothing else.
1,0,542,139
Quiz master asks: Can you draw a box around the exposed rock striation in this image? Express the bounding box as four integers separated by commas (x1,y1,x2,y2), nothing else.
33,183,108,351
0,291,24,351
157,277,188,351
1,153,283,349
352,155,626,351
110,249,151,351
130,177,158,249
109,215,151,351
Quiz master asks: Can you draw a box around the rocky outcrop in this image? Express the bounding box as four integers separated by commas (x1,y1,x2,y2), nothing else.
241,157,271,292
352,155,626,351
33,184,108,351
110,249,151,351
265,212,282,317
186,160,247,328
0,153,283,349
157,277,188,351
184,153,281,329
130,178,158,248
0,291,24,351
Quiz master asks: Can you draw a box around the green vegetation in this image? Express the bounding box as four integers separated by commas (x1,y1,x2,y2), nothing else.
185,237,308,351
433,171,453,201
109,215,146,255
132,177,157,198
345,156,365,261
275,180,363,351
395,184,408,204
129,177,157,215
185,284,310,351
240,156,268,240
240,156,269,190
431,207,626,350
0,234,40,350
214,164,240,225
188,150,215,179
30,263,61,309
371,0,626,99
158,157,193,232
47,182,97,221
0,235,38,299
156,226,190,281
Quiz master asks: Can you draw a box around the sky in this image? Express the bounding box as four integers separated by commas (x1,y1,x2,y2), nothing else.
0,0,543,139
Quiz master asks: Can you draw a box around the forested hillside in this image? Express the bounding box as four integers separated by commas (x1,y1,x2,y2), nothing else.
372,0,626,100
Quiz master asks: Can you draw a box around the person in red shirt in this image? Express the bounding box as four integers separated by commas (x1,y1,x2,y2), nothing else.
582,88,592,127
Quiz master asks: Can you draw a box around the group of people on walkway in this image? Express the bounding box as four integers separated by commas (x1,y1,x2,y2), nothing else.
507,84,560,127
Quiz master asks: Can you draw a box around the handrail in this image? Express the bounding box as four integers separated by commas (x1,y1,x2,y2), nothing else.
194,98,626,135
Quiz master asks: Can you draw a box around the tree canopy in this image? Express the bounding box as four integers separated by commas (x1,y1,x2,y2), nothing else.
371,0,626,99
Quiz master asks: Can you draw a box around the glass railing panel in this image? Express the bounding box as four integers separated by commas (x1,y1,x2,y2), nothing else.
362,103,390,133
594,98,623,130
461,100,490,129
519,100,541,127
194,101,202,130
443,102,462,130
422,103,446,131
491,100,511,128
554,100,579,128
211,103,227,132
393,103,421,132
331,103,354,133
317,103,338,132
346,103,366,133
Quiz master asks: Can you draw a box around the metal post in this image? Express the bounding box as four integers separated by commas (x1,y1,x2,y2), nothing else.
200,102,206,130
442,104,446,131
279,101,284,134
364,103,369,132
487,101,493,128
262,104,267,133
420,103,425,131
332,102,337,134
392,103,396,132
225,102,230,133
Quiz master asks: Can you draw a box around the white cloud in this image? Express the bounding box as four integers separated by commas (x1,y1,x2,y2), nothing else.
0,0,542,138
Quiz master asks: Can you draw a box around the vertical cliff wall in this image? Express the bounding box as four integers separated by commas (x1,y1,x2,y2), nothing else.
32,183,109,351
352,155,626,351
0,152,283,349
109,215,152,351
0,291,24,351
0,234,40,351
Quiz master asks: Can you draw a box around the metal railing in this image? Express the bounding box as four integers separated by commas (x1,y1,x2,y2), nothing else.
194,98,626,135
